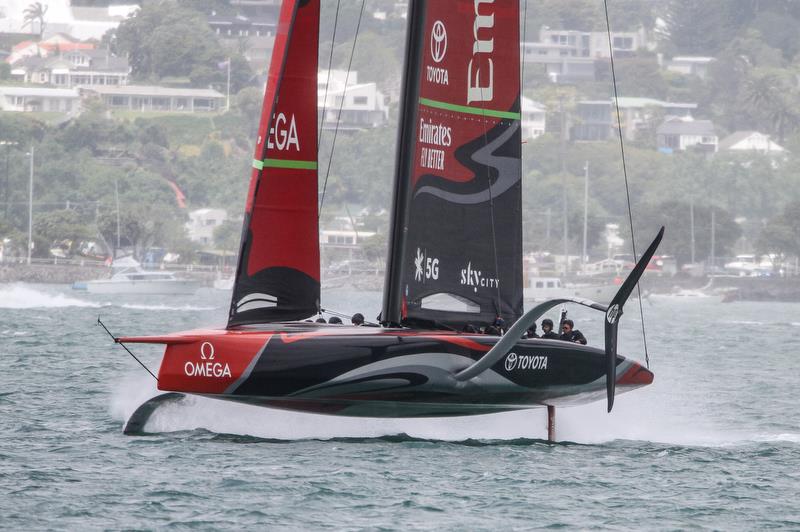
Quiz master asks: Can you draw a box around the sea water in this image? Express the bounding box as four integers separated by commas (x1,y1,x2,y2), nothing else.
1,283,799,529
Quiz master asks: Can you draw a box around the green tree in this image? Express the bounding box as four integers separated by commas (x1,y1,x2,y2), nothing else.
22,2,48,42
741,69,800,143
108,1,252,89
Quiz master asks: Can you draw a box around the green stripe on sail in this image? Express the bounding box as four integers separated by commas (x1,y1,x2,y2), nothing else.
252,158,318,170
419,97,520,120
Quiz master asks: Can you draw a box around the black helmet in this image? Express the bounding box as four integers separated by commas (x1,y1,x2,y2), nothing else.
542,319,554,328
329,316,343,324
315,317,327,323
351,313,365,325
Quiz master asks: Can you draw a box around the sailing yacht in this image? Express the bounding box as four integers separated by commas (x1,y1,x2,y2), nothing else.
118,0,659,435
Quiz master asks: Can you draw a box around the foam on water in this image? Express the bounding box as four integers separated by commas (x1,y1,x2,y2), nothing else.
0,284,100,309
117,303,219,311
110,373,791,448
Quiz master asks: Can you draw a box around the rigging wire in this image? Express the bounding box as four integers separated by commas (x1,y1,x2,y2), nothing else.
318,0,366,217
317,0,342,150
603,0,651,368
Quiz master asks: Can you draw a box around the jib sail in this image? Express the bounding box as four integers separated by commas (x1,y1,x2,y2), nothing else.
382,0,523,329
228,0,320,327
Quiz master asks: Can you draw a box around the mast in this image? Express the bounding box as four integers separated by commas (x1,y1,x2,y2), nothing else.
381,0,426,327
582,161,589,269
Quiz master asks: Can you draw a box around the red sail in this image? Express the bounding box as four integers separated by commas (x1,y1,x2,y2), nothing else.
229,0,320,327
383,0,523,329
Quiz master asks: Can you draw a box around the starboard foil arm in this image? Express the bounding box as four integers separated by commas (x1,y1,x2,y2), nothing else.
454,297,607,381
604,226,664,412
455,227,664,411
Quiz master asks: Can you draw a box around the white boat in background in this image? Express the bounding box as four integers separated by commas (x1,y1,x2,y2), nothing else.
523,276,618,305
78,257,200,295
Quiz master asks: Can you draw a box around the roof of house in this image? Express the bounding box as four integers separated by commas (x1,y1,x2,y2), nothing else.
521,96,546,112
718,130,785,151
0,86,80,98
670,56,715,64
657,119,715,136
84,85,224,98
15,52,129,73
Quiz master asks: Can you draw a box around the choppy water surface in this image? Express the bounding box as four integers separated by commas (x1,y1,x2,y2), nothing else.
1,283,799,529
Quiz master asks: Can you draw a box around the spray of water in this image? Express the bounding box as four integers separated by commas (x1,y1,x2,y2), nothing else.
0,284,100,309
109,373,796,446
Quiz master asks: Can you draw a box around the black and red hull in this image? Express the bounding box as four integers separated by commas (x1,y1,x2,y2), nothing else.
121,323,653,419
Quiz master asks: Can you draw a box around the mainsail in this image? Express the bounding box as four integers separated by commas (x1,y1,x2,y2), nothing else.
228,0,320,327
383,0,523,329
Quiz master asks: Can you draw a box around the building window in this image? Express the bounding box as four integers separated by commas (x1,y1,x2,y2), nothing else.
353,96,368,105
110,96,127,107
193,98,214,111
613,37,634,50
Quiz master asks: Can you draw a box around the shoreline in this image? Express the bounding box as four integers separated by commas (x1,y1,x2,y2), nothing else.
2,262,800,302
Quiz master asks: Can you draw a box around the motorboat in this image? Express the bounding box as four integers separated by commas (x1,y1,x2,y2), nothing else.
81,257,200,295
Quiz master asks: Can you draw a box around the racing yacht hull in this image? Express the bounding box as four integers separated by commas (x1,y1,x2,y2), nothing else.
121,324,653,420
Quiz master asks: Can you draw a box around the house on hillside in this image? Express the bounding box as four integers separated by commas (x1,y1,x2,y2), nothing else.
521,96,546,140
718,131,785,154
206,11,277,72
665,56,716,79
82,85,225,113
6,34,95,65
186,209,228,246
521,26,650,83
0,85,80,112
656,118,718,153
571,97,696,142
318,70,388,130
11,49,129,88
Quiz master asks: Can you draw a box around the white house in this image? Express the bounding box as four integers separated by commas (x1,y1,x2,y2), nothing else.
521,96,546,140
656,117,718,153
571,97,696,142
718,131,785,154
186,208,228,246
82,85,225,112
12,49,130,88
538,26,650,59
665,56,716,79
318,70,389,130
0,85,80,112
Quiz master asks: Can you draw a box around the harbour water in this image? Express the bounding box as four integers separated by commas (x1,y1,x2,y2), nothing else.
1,283,799,529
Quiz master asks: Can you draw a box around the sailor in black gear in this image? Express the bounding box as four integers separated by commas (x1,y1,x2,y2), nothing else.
559,319,587,345
493,317,506,335
329,316,343,324
351,313,365,326
524,323,538,339
540,319,559,340
315,317,327,323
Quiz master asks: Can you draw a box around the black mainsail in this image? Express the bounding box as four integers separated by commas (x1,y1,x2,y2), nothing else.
382,0,523,329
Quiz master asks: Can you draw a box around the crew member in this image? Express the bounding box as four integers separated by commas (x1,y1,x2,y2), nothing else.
351,313,365,326
315,317,327,323
329,316,343,324
524,323,538,339
560,319,587,345
540,319,559,340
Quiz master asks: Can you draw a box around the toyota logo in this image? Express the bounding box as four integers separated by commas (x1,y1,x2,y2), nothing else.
504,352,518,371
430,20,447,63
